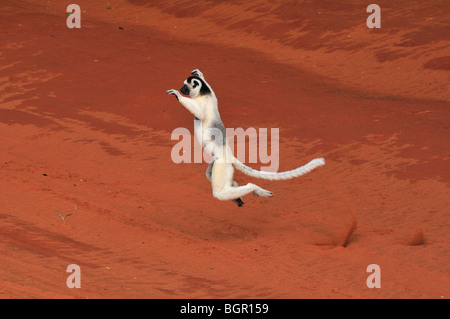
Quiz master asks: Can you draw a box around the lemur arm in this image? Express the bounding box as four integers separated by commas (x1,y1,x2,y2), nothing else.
166,89,205,120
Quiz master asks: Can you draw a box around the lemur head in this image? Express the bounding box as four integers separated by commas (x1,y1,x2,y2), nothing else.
180,76,211,98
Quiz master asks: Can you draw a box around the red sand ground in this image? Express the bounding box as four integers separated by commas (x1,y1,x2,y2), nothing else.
0,0,449,298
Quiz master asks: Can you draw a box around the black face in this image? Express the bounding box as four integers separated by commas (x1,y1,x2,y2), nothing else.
180,84,190,95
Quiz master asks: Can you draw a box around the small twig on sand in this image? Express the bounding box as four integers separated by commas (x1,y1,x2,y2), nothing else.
56,205,77,223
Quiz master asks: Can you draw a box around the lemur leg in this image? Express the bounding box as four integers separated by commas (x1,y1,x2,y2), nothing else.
211,161,272,201
166,89,205,120
206,160,244,207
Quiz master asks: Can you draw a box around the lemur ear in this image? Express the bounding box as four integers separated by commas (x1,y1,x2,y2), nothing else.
192,80,200,88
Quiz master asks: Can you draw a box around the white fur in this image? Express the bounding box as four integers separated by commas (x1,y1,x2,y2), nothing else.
167,69,325,205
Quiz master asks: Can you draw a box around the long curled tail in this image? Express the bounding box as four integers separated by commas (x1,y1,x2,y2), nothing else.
232,157,325,181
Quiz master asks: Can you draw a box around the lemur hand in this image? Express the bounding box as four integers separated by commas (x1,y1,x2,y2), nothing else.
191,69,204,79
166,89,180,100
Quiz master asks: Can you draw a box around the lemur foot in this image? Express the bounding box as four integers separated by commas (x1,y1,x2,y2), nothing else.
253,188,273,198
232,198,245,207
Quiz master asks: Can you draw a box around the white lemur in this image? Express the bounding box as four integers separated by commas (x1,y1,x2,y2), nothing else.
167,69,325,207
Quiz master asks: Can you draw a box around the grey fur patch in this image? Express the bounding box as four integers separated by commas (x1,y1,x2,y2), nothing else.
211,120,227,145
206,159,215,180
